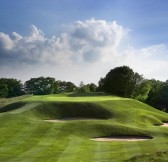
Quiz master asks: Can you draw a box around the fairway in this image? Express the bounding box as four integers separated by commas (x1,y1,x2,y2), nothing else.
0,94,168,162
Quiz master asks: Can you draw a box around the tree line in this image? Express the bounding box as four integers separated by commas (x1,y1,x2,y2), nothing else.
0,77,97,97
0,66,167,112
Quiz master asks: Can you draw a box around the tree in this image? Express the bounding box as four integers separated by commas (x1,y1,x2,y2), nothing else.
56,81,77,93
66,82,77,92
146,79,164,107
0,78,23,97
97,77,105,92
78,81,91,93
25,77,55,95
146,80,167,112
88,83,97,92
79,85,90,93
0,84,8,97
133,80,152,102
155,83,168,112
99,66,140,97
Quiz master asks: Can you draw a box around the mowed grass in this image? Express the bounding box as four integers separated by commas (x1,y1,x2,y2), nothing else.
0,94,168,162
24,94,126,102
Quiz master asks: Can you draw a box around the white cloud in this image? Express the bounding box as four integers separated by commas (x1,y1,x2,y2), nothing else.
0,19,168,84
0,32,13,50
0,19,126,65
70,19,124,47
121,44,168,81
12,32,22,42
25,25,45,42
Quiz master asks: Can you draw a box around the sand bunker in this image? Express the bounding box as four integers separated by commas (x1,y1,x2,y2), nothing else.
91,136,152,142
44,118,100,122
155,123,168,127
161,123,168,127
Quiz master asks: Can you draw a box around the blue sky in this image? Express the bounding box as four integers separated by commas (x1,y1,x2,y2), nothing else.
0,0,168,84
1,0,168,46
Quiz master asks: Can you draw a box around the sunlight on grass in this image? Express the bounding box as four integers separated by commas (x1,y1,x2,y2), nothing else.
24,95,130,102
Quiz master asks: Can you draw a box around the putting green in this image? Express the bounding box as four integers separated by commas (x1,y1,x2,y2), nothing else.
24,95,128,102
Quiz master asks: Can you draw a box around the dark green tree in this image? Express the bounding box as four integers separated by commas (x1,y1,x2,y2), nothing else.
0,84,8,97
0,78,23,97
56,81,77,93
146,79,164,107
146,80,167,111
79,85,90,93
133,80,152,102
155,83,168,112
97,77,105,92
25,77,55,95
99,66,140,97
88,83,97,92
66,82,77,92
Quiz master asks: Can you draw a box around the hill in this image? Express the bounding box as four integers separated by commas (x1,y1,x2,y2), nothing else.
0,94,168,162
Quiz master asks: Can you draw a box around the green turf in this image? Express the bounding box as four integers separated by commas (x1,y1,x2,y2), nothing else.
0,94,168,162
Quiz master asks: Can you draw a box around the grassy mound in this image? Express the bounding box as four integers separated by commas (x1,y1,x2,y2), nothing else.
0,94,168,162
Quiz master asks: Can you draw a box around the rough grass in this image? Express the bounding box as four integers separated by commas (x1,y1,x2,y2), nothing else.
0,94,168,162
126,151,168,162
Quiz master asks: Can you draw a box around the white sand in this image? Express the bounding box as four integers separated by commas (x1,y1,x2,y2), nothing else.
44,119,65,122
44,118,99,122
161,123,168,127
91,136,152,142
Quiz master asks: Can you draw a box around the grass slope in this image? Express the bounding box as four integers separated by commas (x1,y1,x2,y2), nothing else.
0,94,168,162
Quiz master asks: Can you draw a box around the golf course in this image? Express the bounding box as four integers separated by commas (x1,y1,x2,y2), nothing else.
0,94,168,162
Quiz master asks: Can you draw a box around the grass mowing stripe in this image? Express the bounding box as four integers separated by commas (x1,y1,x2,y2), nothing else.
29,122,72,162
0,118,33,147
0,121,52,160
11,122,60,162
10,148,43,162
9,103,40,114
71,139,95,162
0,123,41,156
0,125,33,151
56,137,82,162
107,143,133,162
122,141,143,161
37,138,71,162
93,142,111,162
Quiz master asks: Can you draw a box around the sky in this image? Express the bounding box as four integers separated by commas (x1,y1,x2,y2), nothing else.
0,0,168,85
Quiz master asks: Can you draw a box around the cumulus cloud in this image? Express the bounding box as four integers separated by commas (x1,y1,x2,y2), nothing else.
0,19,126,65
0,32,13,50
0,19,168,83
70,19,124,47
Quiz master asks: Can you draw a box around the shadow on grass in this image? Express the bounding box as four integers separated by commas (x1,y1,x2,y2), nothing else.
37,102,113,120
0,102,26,113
